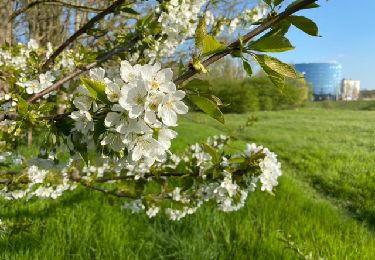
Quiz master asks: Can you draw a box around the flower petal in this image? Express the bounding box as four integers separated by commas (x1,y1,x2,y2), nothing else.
173,101,188,114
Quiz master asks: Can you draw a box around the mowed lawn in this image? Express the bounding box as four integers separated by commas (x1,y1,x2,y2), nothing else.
1,106,375,259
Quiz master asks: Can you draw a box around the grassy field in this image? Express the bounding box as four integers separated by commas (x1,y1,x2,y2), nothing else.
1,106,375,259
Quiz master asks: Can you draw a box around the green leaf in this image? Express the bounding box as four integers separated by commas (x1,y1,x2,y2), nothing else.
38,102,55,114
286,0,319,11
243,60,252,77
175,160,186,173
55,117,74,136
165,176,193,192
202,143,220,164
195,14,207,55
93,118,106,143
254,54,297,78
254,54,285,89
270,20,292,37
86,28,101,36
17,97,28,118
263,0,272,6
249,34,294,52
288,15,319,36
184,79,211,93
273,0,283,6
202,35,226,57
178,58,185,75
229,157,246,164
210,95,223,106
80,77,110,105
189,95,225,124
120,7,140,15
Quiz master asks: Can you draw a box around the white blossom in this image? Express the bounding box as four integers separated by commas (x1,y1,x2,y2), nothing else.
158,90,188,126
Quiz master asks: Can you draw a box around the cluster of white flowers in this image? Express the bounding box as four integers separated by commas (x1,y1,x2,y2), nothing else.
144,0,207,61
228,4,268,33
0,162,76,201
0,39,76,97
205,3,268,36
245,143,282,193
71,61,188,166
116,135,282,220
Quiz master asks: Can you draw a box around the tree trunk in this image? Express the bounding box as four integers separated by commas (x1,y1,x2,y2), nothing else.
0,0,13,96
0,0,13,45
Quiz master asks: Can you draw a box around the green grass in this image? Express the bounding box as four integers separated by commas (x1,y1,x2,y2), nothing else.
1,107,375,259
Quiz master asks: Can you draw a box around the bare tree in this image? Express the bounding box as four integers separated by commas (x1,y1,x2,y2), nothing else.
23,0,66,46
0,0,14,95
0,0,13,45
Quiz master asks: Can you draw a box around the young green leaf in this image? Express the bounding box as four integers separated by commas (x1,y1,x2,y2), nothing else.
38,102,55,114
254,54,297,78
202,35,226,57
270,20,292,37
17,97,29,118
249,34,294,52
229,157,246,164
120,7,140,15
288,15,319,36
263,0,272,6
211,95,223,106
189,95,225,124
80,77,111,105
254,54,285,89
195,14,207,55
243,60,253,77
273,0,284,6
286,0,319,11
202,143,220,164
178,58,185,75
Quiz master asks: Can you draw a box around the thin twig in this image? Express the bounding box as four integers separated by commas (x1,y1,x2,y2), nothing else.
9,0,105,22
27,38,138,104
82,182,136,198
95,172,187,183
173,0,318,86
40,0,128,71
71,175,137,198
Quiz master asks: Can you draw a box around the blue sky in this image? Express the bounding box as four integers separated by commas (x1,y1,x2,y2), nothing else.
274,0,375,90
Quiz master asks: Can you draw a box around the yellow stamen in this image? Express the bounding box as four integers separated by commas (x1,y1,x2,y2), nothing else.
151,80,160,90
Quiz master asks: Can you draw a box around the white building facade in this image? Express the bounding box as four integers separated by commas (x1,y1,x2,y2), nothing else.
341,79,360,101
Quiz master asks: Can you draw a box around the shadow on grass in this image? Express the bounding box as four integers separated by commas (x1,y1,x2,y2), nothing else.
308,176,375,231
0,188,94,220
0,188,117,254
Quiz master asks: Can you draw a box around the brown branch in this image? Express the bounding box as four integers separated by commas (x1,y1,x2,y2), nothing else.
81,182,136,198
9,0,105,22
40,0,128,72
27,38,138,104
70,174,137,198
0,112,18,121
95,172,187,183
173,0,318,86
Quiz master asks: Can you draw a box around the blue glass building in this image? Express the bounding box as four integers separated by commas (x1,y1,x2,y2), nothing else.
294,63,342,101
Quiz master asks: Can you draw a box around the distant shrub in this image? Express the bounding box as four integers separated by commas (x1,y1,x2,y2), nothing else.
211,76,309,113
322,100,333,109
213,80,251,113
